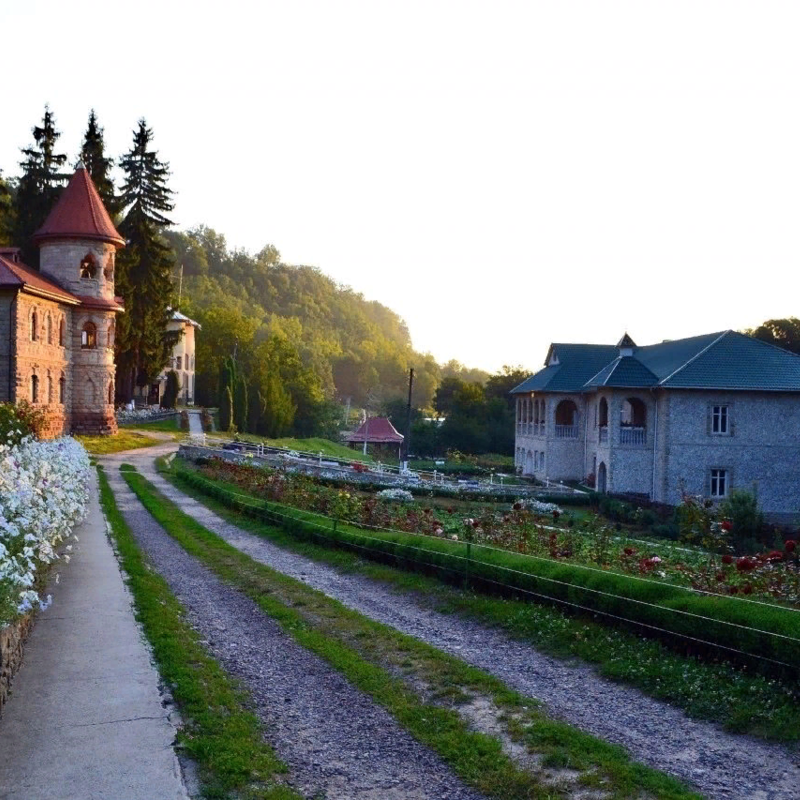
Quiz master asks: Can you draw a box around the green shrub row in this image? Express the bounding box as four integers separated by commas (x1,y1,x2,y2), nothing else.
173,465,800,674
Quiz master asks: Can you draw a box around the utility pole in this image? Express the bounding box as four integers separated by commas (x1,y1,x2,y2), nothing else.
177,263,184,309
401,368,414,472
362,410,369,457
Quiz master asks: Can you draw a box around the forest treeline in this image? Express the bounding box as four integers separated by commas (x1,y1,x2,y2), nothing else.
0,106,527,455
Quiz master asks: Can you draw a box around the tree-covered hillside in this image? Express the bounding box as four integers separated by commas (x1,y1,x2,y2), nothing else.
168,226,443,414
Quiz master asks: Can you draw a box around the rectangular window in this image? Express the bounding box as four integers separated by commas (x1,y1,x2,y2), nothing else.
711,405,728,434
710,468,728,498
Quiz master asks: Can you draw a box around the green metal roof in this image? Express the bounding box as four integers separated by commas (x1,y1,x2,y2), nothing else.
511,344,618,393
511,330,800,395
585,356,659,388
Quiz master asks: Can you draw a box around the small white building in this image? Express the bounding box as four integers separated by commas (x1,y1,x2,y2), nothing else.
137,310,200,406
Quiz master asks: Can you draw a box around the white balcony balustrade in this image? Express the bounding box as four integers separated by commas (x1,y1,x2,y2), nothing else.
554,424,578,439
619,426,646,445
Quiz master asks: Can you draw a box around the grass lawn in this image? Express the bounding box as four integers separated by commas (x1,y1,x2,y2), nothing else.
206,432,377,462
119,415,180,433
76,430,166,455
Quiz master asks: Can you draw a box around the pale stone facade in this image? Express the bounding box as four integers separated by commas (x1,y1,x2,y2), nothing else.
513,332,800,520
134,311,200,405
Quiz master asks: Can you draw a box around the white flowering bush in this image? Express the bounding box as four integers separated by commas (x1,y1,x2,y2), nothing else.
376,488,414,502
517,499,563,515
0,436,90,625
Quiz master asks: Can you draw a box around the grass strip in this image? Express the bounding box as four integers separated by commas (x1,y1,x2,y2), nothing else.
125,466,699,800
163,459,800,742
77,430,168,455
97,466,299,800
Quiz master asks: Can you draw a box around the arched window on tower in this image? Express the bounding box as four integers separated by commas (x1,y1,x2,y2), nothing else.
30,310,38,341
108,381,114,405
59,318,65,347
81,322,97,349
104,252,114,280
80,253,97,279
30,374,39,403
59,376,66,404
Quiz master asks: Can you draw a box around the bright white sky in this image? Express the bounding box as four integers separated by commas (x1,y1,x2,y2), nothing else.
1,1,798,374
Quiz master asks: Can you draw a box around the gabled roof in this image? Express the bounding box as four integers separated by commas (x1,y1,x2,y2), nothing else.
511,344,618,393
33,165,125,247
0,253,80,304
584,356,659,388
346,417,404,443
512,330,800,394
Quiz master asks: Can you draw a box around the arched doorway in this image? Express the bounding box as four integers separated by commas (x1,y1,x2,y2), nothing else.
597,461,607,493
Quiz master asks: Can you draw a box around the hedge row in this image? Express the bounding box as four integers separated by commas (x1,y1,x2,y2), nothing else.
173,465,800,673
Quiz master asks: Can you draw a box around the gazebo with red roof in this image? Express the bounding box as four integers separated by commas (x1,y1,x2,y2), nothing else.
345,417,404,458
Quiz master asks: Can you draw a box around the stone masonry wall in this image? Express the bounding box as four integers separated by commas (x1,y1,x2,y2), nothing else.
13,293,72,438
0,615,34,714
661,390,800,516
39,240,117,302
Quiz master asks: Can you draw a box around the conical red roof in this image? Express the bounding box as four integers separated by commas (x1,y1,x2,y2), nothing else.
33,166,124,247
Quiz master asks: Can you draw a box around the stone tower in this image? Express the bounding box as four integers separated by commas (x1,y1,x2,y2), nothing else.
34,166,125,434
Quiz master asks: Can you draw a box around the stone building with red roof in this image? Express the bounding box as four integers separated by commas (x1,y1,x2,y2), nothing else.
0,165,124,437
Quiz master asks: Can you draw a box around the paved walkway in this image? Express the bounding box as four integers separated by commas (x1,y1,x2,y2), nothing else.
187,410,203,435
0,457,189,800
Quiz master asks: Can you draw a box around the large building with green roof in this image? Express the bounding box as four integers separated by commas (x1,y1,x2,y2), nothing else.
511,331,800,518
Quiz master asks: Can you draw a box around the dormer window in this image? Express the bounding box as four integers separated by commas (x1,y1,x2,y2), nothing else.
81,322,97,349
80,253,97,279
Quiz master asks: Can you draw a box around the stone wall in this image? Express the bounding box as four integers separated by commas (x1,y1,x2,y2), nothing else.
661,390,800,517
0,615,33,715
12,293,73,438
39,239,117,302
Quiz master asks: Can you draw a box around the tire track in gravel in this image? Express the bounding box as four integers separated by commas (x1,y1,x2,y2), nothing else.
128,454,800,800
102,464,486,800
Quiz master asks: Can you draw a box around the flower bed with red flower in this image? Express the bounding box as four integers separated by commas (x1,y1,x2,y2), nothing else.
191,458,800,608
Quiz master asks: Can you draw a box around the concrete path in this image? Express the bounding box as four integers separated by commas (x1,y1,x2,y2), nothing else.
0,465,189,800
187,410,203,435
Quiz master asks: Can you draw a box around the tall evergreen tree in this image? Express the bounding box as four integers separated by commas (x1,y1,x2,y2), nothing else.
0,171,14,247
14,106,67,265
80,109,118,216
115,119,178,401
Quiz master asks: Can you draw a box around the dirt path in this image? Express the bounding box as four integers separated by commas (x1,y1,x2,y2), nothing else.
102,459,485,800
122,451,800,800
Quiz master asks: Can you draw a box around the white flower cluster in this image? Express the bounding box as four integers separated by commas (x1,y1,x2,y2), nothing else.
376,488,414,502
518,499,563,515
0,436,90,624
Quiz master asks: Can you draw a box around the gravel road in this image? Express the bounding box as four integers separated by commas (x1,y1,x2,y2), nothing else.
103,462,486,800
112,451,800,800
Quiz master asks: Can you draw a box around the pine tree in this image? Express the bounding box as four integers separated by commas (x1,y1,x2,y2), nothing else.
0,171,14,246
80,109,118,216
115,119,178,401
14,106,68,265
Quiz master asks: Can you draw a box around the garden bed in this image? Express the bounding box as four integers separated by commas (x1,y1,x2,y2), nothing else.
172,456,800,675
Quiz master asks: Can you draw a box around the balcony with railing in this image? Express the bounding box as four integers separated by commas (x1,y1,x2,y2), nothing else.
555,424,578,439
619,426,646,445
